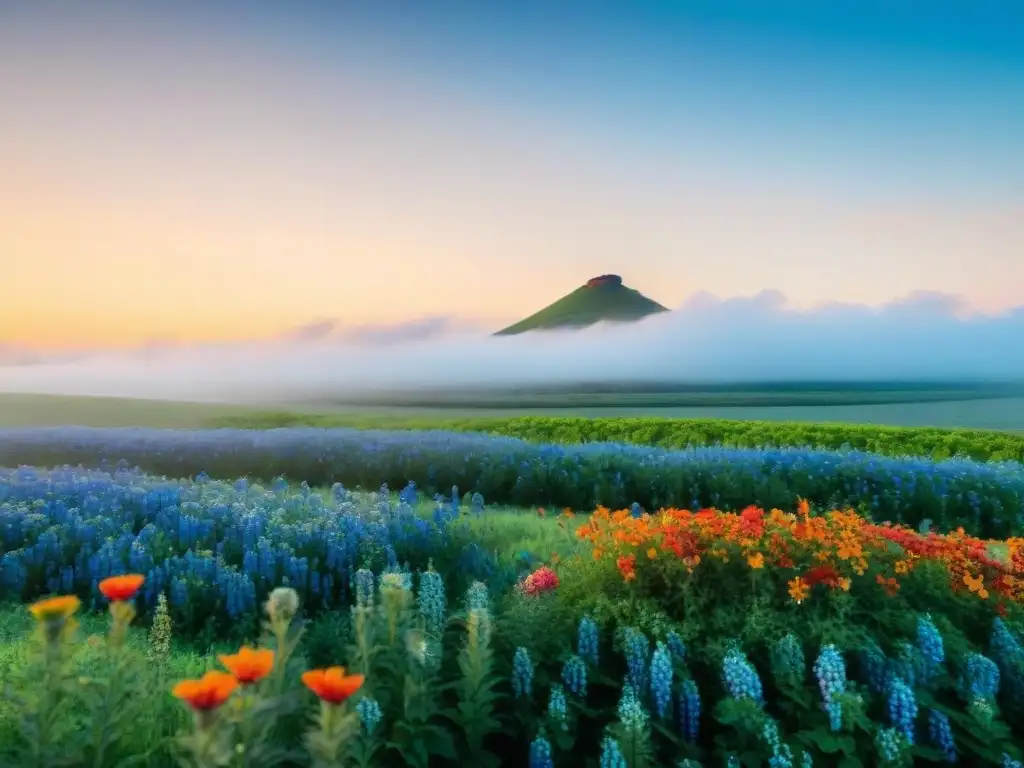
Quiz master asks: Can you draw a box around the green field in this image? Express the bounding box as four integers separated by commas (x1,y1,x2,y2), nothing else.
4,391,1024,431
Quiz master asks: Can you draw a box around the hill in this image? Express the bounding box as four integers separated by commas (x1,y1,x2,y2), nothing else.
494,274,668,335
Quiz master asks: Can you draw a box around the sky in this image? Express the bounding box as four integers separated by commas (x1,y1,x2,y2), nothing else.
2,0,1023,351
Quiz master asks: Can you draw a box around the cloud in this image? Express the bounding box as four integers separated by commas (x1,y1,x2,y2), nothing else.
1,290,1023,403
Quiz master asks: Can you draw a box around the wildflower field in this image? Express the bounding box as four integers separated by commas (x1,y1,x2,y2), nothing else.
211,414,1024,464
1,423,1024,766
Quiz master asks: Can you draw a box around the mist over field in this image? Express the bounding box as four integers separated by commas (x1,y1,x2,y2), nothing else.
2,291,1023,404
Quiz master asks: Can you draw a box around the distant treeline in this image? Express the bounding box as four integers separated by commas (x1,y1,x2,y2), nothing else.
210,413,1024,463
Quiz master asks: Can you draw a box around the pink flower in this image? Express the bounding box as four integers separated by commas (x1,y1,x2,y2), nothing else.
521,566,559,596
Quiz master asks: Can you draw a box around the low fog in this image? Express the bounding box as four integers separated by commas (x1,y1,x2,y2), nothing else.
3,291,1023,404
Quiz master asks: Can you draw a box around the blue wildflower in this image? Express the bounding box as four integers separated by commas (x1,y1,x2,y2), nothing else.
722,647,764,705
354,568,375,609
859,641,889,694
887,676,917,745
927,708,956,763
622,627,650,693
562,654,588,698
417,568,446,636
916,614,945,685
649,641,673,719
1003,755,1024,768
355,697,382,733
577,615,599,666
761,717,794,768
666,630,686,663
529,733,554,768
547,684,568,730
678,678,700,743
958,652,1000,702
600,737,628,768
813,644,846,732
512,647,534,699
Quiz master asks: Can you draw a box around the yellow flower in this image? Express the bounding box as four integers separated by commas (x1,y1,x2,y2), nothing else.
29,595,81,623
837,577,851,591
747,552,765,569
646,548,658,560
788,577,809,604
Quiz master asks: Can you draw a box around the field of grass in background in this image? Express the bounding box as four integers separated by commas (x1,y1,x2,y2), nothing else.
6,392,1024,431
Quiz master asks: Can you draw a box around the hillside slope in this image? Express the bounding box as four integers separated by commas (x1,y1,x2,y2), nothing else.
494,274,668,335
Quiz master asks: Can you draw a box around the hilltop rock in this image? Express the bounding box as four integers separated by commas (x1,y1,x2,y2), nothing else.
585,274,623,288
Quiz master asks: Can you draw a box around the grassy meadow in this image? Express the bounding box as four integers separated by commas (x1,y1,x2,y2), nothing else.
4,390,1024,431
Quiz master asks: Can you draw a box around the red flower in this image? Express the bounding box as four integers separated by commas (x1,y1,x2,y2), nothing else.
521,566,560,596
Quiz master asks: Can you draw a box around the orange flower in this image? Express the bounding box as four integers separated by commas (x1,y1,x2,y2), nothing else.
301,667,365,705
617,554,637,582
747,552,765,569
99,574,145,602
875,574,901,596
218,646,275,685
788,577,809,603
646,547,658,560
562,508,575,518
592,548,603,560
964,572,989,600
837,577,851,591
29,595,81,622
172,670,239,711
796,498,810,517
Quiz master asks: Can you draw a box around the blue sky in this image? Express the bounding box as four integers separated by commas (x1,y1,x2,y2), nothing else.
1,1,1022,348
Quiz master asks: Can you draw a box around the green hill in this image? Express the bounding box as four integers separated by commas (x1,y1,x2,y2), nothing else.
494,274,669,335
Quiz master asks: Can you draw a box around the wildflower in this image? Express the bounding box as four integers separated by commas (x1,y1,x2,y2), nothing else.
562,654,588,698
678,678,700,743
887,676,917,745
875,727,905,764
1003,755,1024,768
354,569,375,609
761,717,794,768
547,685,568,729
617,554,637,582
788,577,809,604
813,644,846,732
927,709,957,763
512,647,534,699
218,646,275,686
622,627,650,693
578,616,599,666
958,652,1000,702
147,592,172,663
964,572,989,599
646,547,657,559
302,667,365,705
916,614,945,685
417,567,446,635
522,566,559,596
666,631,686,663
266,586,300,625
722,647,764,705
747,552,765,569
98,574,145,602
465,581,489,612
172,670,239,711
599,736,627,768
649,641,673,719
770,634,805,687
616,682,648,733
29,595,80,623
529,733,554,768
355,697,383,733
